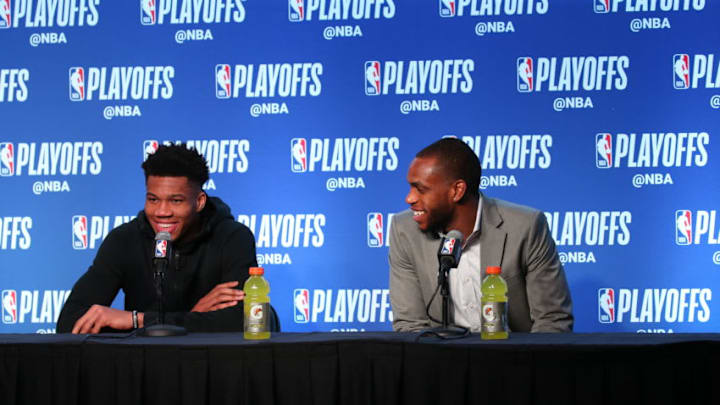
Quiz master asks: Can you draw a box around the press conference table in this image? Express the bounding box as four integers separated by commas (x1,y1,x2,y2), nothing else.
1,332,718,405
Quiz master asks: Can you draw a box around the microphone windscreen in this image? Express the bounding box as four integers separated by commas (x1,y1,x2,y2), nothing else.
446,229,464,243
155,231,171,241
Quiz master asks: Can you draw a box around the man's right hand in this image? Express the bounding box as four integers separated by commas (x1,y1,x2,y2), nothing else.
191,281,245,312
72,305,133,334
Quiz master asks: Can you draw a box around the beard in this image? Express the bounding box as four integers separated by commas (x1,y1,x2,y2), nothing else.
422,206,454,236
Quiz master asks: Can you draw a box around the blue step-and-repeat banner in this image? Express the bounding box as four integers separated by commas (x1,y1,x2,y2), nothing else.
1,0,719,334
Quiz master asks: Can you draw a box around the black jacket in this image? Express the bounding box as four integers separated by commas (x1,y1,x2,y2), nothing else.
57,197,257,333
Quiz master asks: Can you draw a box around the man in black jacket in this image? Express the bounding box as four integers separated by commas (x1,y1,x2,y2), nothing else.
57,144,256,333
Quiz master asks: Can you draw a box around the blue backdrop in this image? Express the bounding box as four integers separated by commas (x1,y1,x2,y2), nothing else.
2,0,719,334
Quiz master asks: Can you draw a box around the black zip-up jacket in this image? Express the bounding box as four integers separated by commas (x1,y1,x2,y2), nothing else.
57,197,257,333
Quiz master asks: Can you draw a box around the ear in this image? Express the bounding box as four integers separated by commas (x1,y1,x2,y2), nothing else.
450,180,467,203
196,191,207,212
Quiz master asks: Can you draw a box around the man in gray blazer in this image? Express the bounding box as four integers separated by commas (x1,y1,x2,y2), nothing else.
389,138,573,333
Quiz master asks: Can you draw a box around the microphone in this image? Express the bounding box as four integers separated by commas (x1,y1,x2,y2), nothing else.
141,231,187,336
438,230,464,269
153,231,171,275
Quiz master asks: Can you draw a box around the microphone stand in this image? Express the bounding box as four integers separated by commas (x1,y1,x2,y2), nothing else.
417,230,470,339
417,261,470,340
432,263,469,338
439,264,452,329
140,245,187,337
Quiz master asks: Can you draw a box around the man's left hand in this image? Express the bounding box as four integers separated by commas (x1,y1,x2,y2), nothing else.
191,281,245,312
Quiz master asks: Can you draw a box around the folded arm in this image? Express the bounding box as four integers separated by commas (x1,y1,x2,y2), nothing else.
143,225,257,332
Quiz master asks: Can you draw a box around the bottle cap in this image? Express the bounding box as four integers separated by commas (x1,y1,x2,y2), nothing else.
249,267,264,276
486,266,501,275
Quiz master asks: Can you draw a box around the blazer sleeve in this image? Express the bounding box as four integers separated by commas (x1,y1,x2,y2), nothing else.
524,211,574,332
389,218,431,332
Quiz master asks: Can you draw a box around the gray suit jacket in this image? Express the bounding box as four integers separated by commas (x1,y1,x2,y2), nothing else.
389,196,573,333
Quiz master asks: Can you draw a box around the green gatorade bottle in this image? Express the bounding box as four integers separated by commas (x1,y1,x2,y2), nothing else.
481,266,509,340
243,267,270,340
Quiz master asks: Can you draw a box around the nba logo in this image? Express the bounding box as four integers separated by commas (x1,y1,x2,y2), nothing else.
143,140,159,161
72,215,88,250
365,61,381,96
598,288,615,323
155,239,168,259
289,0,304,22
367,213,384,247
2,290,17,324
595,133,612,168
594,0,610,13
439,0,455,17
0,142,14,176
517,57,533,92
675,210,692,245
215,64,231,99
141,0,156,25
69,67,85,101
293,289,310,323
0,0,10,29
291,138,307,172
673,54,690,90
441,238,456,255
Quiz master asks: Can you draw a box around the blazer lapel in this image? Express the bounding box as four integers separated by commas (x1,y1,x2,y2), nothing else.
479,197,507,277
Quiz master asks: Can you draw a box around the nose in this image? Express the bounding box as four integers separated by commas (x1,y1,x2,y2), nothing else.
155,200,172,217
405,188,417,205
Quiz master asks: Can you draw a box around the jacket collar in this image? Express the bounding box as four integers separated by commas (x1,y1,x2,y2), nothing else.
478,194,507,275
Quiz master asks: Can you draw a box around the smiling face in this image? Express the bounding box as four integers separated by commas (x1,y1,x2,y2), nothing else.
144,176,206,241
405,156,457,233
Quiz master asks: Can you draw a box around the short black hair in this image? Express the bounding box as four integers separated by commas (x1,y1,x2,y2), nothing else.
416,138,481,198
141,144,209,188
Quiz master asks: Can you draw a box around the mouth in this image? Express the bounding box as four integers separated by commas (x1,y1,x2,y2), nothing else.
412,210,426,223
153,222,178,235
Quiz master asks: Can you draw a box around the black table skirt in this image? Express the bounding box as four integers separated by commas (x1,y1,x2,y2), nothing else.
1,332,719,405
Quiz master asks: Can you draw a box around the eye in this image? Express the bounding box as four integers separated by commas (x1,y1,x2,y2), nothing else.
172,199,184,204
